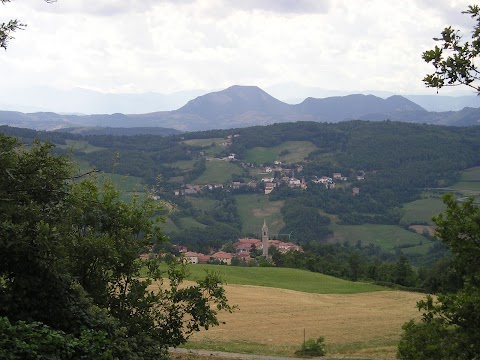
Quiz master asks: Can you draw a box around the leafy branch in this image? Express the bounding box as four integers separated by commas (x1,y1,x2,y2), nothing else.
423,5,480,93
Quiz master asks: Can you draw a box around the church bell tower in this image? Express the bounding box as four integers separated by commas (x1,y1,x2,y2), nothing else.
262,219,269,257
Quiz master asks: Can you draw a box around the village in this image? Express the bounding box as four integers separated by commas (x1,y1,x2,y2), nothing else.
173,134,364,197
172,221,301,265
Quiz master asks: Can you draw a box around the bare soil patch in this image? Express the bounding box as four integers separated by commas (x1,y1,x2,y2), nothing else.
409,225,435,236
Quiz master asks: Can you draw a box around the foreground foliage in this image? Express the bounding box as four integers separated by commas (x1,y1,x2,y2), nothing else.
397,195,480,359
0,134,232,358
423,5,480,93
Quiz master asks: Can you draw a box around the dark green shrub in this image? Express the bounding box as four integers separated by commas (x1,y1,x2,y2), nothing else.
295,336,326,357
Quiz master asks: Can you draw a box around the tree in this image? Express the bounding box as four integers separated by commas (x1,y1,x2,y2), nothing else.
398,195,480,359
0,135,233,358
422,5,480,93
1,0,55,50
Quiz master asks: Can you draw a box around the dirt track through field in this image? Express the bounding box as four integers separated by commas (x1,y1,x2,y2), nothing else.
189,284,424,356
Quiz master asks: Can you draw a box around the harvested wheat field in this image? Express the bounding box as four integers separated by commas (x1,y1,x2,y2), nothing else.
185,284,425,359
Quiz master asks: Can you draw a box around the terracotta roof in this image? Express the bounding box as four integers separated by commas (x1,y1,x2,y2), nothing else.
212,251,233,259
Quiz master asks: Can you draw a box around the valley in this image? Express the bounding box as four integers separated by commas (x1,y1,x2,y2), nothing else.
3,118,480,358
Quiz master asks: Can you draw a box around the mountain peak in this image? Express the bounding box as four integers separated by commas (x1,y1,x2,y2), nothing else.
176,85,290,119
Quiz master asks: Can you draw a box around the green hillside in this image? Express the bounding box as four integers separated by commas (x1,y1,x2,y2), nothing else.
245,141,317,164
236,194,284,235
402,196,446,225
448,166,480,193
59,139,105,153
193,159,243,184
4,121,480,261
331,223,434,254
184,264,386,294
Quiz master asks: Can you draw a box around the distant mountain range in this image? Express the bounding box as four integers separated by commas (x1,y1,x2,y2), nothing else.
2,85,480,132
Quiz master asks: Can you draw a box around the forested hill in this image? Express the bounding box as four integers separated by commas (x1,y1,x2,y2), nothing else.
2,120,480,256
3,120,479,198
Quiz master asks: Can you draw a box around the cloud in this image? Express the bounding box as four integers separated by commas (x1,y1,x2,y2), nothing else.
11,0,162,16
229,0,331,14
1,0,477,101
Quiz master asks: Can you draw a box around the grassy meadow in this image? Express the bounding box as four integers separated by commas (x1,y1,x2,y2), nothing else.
187,196,217,211
235,194,284,235
59,139,105,153
193,159,243,184
401,196,446,225
447,166,480,194
182,137,226,147
330,224,433,254
182,137,227,158
245,141,317,164
184,264,385,294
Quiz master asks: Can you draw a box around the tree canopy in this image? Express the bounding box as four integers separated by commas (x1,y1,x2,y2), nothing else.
398,195,480,359
0,134,232,358
398,5,480,357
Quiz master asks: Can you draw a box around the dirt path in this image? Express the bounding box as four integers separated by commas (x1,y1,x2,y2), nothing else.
170,348,367,360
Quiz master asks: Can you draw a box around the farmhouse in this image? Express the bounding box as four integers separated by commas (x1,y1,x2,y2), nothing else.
184,251,210,264
264,182,276,194
211,251,233,265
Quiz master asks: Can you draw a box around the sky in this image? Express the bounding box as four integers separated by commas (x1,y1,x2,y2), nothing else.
1,0,479,108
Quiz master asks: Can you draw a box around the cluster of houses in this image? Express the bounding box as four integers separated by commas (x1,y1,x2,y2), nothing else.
220,134,240,147
311,172,363,195
180,237,302,265
261,176,307,194
173,133,367,197
173,170,363,196
174,183,224,196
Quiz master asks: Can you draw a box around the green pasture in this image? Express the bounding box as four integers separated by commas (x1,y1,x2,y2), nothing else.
59,139,105,153
448,167,480,193
401,197,446,225
457,166,480,181
184,265,386,294
173,159,196,170
70,159,146,202
168,176,184,184
235,194,284,235
178,216,207,229
187,196,217,211
245,141,317,164
97,173,145,193
193,159,243,184
331,224,433,254
203,145,225,157
162,218,179,233
182,137,225,147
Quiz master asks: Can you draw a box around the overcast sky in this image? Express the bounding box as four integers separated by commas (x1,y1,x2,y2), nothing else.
1,0,478,99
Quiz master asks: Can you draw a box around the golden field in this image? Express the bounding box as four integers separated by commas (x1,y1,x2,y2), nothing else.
184,284,425,359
